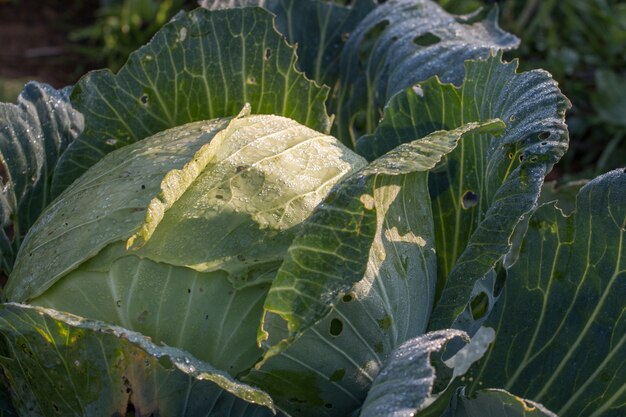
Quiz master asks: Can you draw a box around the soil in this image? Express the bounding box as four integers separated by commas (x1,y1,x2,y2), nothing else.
0,0,100,89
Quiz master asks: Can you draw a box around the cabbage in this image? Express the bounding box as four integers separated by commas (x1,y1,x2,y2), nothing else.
0,2,623,417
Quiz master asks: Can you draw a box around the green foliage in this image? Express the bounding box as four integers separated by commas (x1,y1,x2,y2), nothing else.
0,1,623,417
466,169,626,417
436,0,626,178
71,0,192,71
499,0,626,178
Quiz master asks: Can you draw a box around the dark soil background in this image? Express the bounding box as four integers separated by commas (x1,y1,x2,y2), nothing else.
0,0,100,89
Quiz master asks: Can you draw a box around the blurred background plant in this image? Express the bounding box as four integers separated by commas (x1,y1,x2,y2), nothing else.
71,0,190,71
439,0,626,179
0,0,624,178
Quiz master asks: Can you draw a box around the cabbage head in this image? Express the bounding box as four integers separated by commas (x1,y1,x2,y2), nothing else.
5,107,366,378
1,3,622,417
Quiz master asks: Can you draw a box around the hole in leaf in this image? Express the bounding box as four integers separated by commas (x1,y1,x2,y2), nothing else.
330,368,345,381
329,318,343,336
126,400,136,414
246,75,256,85
412,84,424,96
140,94,148,105
377,315,392,330
325,403,333,409
358,20,389,66
342,293,354,302
414,32,441,47
264,48,272,60
507,152,514,159
538,131,550,140
519,154,525,162
470,292,489,320
461,191,479,209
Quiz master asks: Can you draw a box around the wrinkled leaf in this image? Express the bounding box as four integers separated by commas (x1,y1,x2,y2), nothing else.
8,110,363,374
7,115,233,303
442,389,557,417
0,303,277,417
335,0,518,144
359,330,467,417
358,53,570,331
466,169,626,417
200,0,376,87
261,120,504,346
360,326,498,417
247,121,503,417
52,7,330,195
0,82,83,274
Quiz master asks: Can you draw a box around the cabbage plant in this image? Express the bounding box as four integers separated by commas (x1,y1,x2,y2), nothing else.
0,1,623,417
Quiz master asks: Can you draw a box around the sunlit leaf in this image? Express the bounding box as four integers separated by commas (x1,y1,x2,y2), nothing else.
52,7,330,195
247,121,503,417
358,53,570,331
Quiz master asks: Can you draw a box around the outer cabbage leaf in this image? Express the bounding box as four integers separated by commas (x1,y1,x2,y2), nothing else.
441,389,557,417
465,169,626,417
200,0,376,87
52,7,330,195
335,0,519,145
358,53,570,331
359,329,467,417
8,109,364,375
245,121,504,417
0,83,83,274
0,303,278,417
7,115,233,302
359,327,500,417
